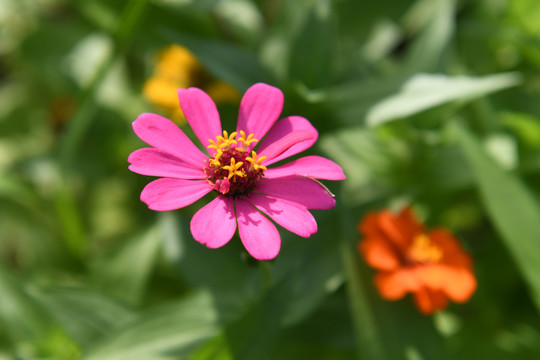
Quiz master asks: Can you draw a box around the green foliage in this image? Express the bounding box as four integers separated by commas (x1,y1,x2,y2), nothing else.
2,0,540,358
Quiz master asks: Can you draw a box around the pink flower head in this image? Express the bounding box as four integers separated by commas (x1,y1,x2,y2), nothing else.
129,83,345,260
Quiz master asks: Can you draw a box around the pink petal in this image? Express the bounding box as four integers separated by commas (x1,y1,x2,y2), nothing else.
132,113,208,167
178,87,222,155
264,156,346,180
191,196,236,249
248,193,317,238
256,116,318,165
140,178,212,211
236,83,284,150
235,198,280,260
128,148,205,179
258,130,315,164
256,176,336,210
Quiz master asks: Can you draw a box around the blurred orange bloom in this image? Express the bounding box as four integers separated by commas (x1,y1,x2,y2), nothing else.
143,44,240,123
358,207,476,314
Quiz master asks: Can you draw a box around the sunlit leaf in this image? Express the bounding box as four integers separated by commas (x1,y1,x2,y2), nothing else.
366,72,521,126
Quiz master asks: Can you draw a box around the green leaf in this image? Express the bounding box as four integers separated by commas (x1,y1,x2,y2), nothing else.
403,0,455,72
0,266,54,342
502,112,540,148
30,287,135,347
83,292,219,360
453,120,540,310
289,0,335,88
366,72,522,126
91,226,162,306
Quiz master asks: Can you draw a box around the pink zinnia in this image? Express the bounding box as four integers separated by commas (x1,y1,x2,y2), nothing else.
129,83,345,260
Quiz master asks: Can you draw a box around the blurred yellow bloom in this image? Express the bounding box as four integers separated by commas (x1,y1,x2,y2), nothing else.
143,45,240,123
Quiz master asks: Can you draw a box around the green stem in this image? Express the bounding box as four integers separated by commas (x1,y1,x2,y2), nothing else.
339,206,386,360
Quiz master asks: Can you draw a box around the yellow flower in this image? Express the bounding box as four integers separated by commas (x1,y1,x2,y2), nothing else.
143,45,240,123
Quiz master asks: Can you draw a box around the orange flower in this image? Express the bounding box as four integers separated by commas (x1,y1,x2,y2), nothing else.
143,45,240,123
358,207,476,314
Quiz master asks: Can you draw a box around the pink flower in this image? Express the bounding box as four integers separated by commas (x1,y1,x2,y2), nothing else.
129,83,345,260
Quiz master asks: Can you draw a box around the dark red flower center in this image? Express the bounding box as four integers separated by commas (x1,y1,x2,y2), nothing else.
203,130,266,197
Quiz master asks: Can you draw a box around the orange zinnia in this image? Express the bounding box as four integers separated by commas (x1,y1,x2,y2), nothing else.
358,207,476,314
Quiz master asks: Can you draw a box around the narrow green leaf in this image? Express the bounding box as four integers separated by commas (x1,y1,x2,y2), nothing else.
30,287,135,347
366,72,522,126
454,120,540,310
0,266,54,342
83,292,219,360
404,0,455,72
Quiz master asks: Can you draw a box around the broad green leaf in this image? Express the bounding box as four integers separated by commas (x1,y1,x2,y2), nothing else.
91,225,162,306
366,72,522,126
453,120,540,310
325,77,407,124
161,31,274,92
83,292,219,360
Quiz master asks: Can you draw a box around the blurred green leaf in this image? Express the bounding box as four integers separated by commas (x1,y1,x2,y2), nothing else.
404,0,455,72
366,72,522,126
91,226,162,306
502,112,540,149
289,0,335,88
31,287,135,347
454,120,540,310
83,292,219,360
507,0,540,35
0,266,54,342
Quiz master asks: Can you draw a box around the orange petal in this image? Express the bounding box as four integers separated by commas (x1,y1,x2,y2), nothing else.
359,237,401,271
378,211,411,249
415,264,476,303
413,288,448,314
374,270,421,300
442,268,477,302
358,212,386,238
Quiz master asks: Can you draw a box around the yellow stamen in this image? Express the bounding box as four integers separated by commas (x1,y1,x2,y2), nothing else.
408,234,443,263
223,158,245,180
245,151,267,171
209,150,222,167
238,130,258,150
207,130,238,151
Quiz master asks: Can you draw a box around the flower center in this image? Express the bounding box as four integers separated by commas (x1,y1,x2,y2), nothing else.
203,130,266,197
407,234,443,264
